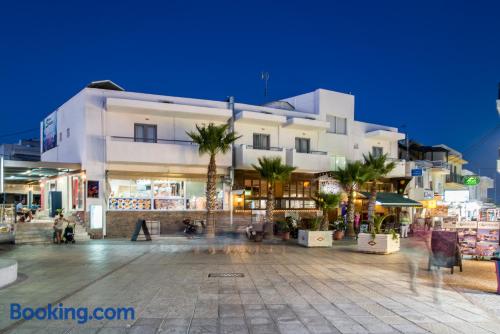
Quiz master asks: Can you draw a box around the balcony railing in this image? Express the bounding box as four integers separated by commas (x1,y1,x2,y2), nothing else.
105,136,231,167
245,145,283,151
430,160,449,169
110,136,196,146
308,150,328,155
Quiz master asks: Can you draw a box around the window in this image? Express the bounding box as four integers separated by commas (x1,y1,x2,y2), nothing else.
326,115,347,135
253,133,270,150
295,137,310,153
415,176,424,188
330,156,346,171
134,124,157,143
372,146,383,158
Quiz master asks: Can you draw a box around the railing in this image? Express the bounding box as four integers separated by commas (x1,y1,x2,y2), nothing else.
110,136,197,146
297,150,328,155
246,145,283,151
430,160,449,169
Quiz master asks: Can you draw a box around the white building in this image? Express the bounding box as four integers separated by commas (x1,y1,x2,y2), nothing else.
463,169,494,203
40,80,405,237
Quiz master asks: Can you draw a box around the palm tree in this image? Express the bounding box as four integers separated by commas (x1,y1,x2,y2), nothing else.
363,153,396,233
252,157,296,225
187,123,240,236
330,161,372,238
313,192,341,231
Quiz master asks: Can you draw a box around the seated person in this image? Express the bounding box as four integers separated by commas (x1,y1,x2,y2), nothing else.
16,199,33,222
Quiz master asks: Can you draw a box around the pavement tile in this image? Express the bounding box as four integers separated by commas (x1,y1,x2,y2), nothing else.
249,324,279,334
220,324,249,334
219,304,244,318
1,239,499,334
276,318,309,334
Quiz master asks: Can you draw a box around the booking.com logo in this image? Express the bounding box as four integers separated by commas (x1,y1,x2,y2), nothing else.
10,303,135,324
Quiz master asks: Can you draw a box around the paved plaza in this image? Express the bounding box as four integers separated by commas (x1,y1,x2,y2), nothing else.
0,237,499,334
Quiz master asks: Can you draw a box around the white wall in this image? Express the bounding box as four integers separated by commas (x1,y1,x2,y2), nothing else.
41,91,87,164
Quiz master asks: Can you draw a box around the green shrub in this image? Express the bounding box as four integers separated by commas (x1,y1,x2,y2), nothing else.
276,221,290,233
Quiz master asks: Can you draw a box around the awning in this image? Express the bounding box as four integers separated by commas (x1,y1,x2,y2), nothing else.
359,192,423,207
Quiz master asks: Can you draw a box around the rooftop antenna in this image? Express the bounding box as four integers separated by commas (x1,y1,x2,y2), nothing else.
260,71,270,98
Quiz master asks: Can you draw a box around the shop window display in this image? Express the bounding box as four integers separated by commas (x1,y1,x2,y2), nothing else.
153,180,184,210
108,178,225,211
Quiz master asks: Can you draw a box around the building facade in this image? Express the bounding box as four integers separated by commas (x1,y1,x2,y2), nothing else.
40,81,405,237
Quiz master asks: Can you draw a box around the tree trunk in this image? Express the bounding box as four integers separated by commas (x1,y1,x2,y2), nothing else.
266,182,275,224
346,189,356,238
367,181,377,233
320,208,329,231
205,154,217,237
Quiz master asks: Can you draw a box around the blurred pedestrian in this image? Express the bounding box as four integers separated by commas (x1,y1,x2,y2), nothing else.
400,211,410,238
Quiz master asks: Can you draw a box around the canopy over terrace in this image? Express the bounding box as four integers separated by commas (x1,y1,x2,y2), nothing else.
1,160,81,186
358,191,423,207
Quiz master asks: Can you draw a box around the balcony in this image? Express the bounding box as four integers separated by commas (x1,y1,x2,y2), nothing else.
235,144,286,169
385,159,407,178
446,174,463,184
105,136,232,167
286,149,330,173
429,160,450,175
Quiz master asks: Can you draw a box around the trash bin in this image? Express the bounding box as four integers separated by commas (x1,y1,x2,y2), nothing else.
492,257,500,295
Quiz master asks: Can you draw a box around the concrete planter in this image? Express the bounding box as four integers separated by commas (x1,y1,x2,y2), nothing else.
357,233,400,254
298,230,333,247
0,259,18,288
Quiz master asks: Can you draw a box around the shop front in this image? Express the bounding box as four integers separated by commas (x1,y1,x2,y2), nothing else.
232,170,320,222
105,174,230,237
40,173,85,216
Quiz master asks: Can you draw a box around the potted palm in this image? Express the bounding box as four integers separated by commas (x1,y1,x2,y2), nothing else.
357,214,400,254
330,161,372,239
363,153,396,232
331,219,346,240
252,157,296,239
187,123,240,237
276,221,291,240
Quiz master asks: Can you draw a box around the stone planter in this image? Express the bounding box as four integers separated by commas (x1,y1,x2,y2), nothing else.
357,233,400,254
298,230,333,247
0,259,17,288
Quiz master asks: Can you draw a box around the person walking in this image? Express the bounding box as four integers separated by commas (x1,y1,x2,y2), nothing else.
400,210,410,238
354,213,361,235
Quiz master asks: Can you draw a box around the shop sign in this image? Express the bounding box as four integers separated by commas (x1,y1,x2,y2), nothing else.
42,111,57,152
463,175,480,186
478,221,500,229
411,168,423,176
423,190,434,200
456,220,478,229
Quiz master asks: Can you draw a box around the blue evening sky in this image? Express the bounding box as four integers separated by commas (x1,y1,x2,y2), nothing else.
1,0,499,154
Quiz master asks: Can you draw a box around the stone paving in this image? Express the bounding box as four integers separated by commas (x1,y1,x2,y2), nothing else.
0,237,499,334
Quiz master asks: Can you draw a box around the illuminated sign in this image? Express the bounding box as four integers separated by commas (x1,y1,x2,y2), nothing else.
463,175,480,186
444,190,469,203
90,205,103,229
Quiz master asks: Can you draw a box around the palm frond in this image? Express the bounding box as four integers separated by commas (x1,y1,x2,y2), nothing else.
186,123,240,156
363,153,396,180
252,156,296,184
